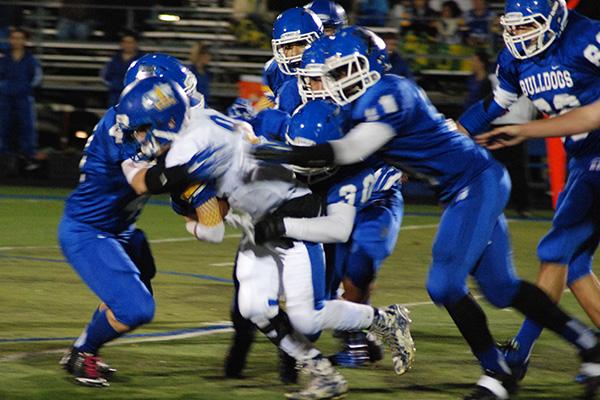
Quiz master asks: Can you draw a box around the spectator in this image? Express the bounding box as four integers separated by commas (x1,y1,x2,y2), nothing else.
356,0,389,27
56,0,92,41
0,28,42,170
408,0,439,39
465,0,495,46
435,0,464,45
0,5,23,52
388,0,413,29
188,41,212,105
463,50,491,110
100,31,142,107
381,30,414,80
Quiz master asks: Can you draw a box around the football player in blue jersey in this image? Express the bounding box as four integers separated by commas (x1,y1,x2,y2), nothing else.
263,7,323,101
253,26,600,399
58,77,195,387
305,0,348,36
458,0,600,386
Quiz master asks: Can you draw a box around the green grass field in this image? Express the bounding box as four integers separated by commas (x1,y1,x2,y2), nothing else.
0,185,594,399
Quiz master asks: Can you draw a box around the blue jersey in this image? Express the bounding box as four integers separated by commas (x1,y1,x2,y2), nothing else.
370,162,403,202
263,57,294,98
0,50,42,96
64,108,149,233
496,12,600,158
352,74,493,201
315,166,376,212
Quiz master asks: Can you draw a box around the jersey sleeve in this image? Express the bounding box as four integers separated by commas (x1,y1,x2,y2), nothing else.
493,49,521,108
251,108,290,142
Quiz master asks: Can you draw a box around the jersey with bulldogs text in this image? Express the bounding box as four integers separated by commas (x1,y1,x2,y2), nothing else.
495,11,600,158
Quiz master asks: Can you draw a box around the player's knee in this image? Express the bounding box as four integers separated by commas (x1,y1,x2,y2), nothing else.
287,308,320,336
567,258,593,286
123,294,155,327
426,270,467,306
238,295,277,322
537,232,571,266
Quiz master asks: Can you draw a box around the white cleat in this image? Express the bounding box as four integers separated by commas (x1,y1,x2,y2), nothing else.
368,304,415,375
285,357,348,400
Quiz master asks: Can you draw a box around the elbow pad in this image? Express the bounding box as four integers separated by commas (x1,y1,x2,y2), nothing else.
144,162,189,194
458,96,506,136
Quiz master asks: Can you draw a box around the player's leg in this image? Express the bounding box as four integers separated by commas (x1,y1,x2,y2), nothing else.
282,241,414,376
235,240,348,399
224,248,257,379
332,191,404,366
58,216,155,387
507,169,599,371
122,228,157,294
427,164,514,391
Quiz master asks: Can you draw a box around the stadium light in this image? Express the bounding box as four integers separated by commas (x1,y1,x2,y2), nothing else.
75,130,89,139
158,13,181,22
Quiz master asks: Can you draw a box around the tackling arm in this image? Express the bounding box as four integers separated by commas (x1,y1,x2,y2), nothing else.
283,202,356,243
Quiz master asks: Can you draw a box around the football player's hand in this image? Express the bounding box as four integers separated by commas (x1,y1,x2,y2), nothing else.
475,125,527,150
254,216,286,245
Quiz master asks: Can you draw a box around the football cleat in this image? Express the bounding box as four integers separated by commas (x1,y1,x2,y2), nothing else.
285,356,348,400
368,304,415,375
578,337,600,400
60,348,116,380
330,331,369,368
61,349,109,387
497,339,529,382
464,371,518,400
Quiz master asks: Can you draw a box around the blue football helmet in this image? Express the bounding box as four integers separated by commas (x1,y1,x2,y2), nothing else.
297,36,335,103
501,0,568,60
285,99,344,183
272,7,324,75
227,97,257,123
320,26,389,106
124,53,203,107
305,0,347,35
117,76,189,160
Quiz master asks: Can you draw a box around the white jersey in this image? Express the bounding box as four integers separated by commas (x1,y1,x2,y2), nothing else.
166,107,310,220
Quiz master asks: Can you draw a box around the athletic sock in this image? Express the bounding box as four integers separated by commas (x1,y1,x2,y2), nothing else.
446,294,510,375
74,309,122,354
510,319,542,365
511,281,598,353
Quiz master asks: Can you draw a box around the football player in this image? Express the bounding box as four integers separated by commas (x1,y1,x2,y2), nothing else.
129,88,414,399
58,77,196,387
459,0,600,385
253,26,600,399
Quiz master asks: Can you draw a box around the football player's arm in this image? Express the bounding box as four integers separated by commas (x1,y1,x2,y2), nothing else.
458,54,519,135
121,158,191,195
253,121,395,167
254,202,356,245
185,197,226,243
477,100,600,149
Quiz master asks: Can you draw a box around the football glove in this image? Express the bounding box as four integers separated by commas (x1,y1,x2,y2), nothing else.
254,215,286,245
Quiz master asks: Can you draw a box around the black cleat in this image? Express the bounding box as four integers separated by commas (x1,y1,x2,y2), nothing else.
61,348,116,380
279,349,299,385
497,339,529,382
464,371,517,400
61,349,109,387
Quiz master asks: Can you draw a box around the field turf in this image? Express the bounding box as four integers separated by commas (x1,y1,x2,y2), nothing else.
0,185,595,399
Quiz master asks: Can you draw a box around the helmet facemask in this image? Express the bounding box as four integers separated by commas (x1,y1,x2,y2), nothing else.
272,31,320,75
297,64,330,103
322,53,381,106
501,1,567,59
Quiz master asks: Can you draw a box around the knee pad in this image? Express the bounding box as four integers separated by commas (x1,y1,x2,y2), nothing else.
237,288,278,322
427,265,468,306
117,294,155,327
567,254,593,286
